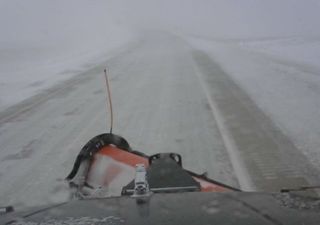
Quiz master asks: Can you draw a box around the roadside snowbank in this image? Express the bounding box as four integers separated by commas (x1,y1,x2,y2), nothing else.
187,36,320,170
239,37,320,71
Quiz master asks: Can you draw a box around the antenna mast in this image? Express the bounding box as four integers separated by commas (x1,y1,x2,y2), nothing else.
104,68,114,134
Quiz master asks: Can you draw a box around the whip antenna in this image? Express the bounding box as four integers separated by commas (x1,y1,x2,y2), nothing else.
104,68,113,133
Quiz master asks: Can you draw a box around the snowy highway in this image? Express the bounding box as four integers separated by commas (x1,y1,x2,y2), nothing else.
0,33,319,208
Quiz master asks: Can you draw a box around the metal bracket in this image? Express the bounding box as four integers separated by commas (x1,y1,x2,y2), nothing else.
132,164,151,203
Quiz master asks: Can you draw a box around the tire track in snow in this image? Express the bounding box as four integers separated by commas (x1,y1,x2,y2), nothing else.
191,49,320,192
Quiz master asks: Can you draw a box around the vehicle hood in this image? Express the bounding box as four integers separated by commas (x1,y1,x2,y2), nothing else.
2,192,320,225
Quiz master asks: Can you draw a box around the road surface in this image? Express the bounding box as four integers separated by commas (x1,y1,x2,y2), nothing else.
0,32,319,208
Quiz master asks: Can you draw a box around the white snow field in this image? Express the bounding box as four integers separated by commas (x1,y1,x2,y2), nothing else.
186,35,320,172
0,0,136,111
1,0,320,208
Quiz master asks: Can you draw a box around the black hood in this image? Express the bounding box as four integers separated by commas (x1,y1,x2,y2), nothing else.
2,192,320,225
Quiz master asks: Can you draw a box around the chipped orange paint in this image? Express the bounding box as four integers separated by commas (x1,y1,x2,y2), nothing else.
98,145,149,168
193,177,229,192
102,164,122,186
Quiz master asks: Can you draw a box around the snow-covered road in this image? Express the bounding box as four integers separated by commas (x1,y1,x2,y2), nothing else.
0,33,319,208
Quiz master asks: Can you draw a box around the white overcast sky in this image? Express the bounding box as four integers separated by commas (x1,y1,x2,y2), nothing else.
0,0,320,46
